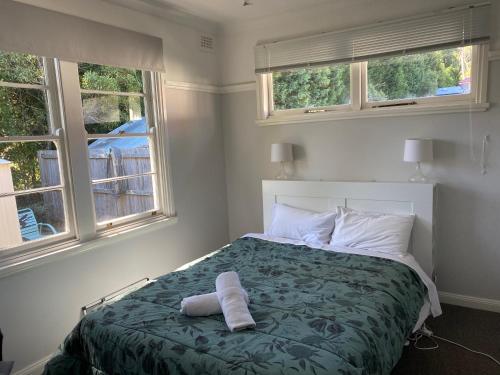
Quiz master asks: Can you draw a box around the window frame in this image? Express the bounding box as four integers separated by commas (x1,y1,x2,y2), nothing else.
0,56,174,268
60,61,173,238
0,57,77,260
78,68,163,230
257,44,489,124
268,63,354,116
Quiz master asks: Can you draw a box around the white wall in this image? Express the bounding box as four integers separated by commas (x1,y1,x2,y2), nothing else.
220,0,500,302
3,0,500,371
220,0,500,85
0,0,228,372
19,0,220,85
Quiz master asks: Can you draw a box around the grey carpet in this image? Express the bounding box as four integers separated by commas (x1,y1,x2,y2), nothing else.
392,303,500,375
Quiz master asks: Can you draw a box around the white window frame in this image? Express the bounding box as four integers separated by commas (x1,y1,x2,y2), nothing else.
0,57,77,259
79,68,164,231
0,56,175,271
266,63,354,118
58,61,174,241
257,45,489,126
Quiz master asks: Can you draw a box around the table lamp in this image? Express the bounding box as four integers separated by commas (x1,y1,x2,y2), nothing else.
404,138,433,182
271,143,293,180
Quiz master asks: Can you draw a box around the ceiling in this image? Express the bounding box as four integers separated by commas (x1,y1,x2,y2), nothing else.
140,0,333,24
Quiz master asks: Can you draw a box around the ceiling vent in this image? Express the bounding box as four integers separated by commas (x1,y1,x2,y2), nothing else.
200,35,215,53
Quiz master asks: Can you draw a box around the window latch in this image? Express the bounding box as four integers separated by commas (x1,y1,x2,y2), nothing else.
304,108,334,114
372,101,417,108
53,128,64,138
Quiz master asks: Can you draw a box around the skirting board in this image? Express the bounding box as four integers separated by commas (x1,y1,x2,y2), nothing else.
439,291,500,313
12,353,54,375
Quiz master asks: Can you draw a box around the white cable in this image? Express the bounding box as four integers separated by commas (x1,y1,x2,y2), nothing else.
466,7,478,163
408,331,439,350
432,333,500,367
410,325,500,368
480,134,490,175
465,6,489,174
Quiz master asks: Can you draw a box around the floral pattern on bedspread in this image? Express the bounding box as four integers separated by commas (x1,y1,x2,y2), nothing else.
43,237,426,375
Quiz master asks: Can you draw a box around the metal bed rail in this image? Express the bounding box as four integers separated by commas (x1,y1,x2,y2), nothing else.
81,277,153,317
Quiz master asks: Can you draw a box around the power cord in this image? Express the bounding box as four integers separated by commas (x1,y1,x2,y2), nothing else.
408,324,500,367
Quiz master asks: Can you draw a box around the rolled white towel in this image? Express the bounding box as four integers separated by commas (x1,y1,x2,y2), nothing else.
216,271,256,332
180,290,249,316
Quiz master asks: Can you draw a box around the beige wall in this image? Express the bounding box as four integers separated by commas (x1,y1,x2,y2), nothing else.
0,89,228,373
220,0,500,302
220,0,500,85
19,0,220,85
0,1,228,372
2,0,500,371
222,63,500,301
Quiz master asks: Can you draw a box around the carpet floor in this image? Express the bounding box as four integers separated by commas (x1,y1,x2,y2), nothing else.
392,303,500,375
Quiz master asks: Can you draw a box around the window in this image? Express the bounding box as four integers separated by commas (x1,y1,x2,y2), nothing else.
0,51,71,252
258,45,488,123
365,46,473,106
272,63,350,112
78,63,159,226
0,51,171,260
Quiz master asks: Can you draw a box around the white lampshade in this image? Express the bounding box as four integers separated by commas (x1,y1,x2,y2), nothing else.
271,143,293,162
403,139,433,163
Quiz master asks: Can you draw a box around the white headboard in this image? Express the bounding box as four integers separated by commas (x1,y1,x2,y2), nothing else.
262,180,436,278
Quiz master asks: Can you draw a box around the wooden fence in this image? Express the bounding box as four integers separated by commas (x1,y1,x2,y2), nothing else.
38,146,154,224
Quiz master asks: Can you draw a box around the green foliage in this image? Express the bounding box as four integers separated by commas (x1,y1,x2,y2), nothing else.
273,64,350,110
0,51,44,84
273,47,472,109
0,52,49,191
0,53,144,192
367,48,470,101
79,63,143,92
79,63,144,134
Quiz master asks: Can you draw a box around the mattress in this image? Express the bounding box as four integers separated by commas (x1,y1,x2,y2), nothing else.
44,236,428,375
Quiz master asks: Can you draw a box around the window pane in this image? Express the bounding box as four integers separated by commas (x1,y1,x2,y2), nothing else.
367,46,472,102
88,137,152,180
0,51,45,85
0,191,65,250
0,87,49,136
272,64,350,110
0,141,61,191
81,94,145,134
93,175,155,223
78,63,143,93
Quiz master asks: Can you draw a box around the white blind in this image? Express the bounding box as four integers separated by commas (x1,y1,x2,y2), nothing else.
0,1,164,72
255,3,490,73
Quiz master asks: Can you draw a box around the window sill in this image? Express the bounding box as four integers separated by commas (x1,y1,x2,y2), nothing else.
0,215,178,280
256,102,489,126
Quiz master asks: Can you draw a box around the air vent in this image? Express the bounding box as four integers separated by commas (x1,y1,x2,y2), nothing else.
200,35,215,53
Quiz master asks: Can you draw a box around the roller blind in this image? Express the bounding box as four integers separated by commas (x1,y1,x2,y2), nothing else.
0,0,164,72
255,3,490,73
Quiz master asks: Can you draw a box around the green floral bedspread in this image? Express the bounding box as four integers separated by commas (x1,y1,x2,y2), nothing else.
44,237,426,375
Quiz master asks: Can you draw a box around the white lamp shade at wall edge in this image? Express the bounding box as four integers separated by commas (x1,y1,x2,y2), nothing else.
404,139,434,163
271,143,293,162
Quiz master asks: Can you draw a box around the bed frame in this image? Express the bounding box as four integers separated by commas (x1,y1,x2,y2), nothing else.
262,180,436,279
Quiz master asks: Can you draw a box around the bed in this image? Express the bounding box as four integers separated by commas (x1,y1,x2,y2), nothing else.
44,181,441,375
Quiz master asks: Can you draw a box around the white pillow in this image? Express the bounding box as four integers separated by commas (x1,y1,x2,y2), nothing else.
266,203,336,244
330,207,415,255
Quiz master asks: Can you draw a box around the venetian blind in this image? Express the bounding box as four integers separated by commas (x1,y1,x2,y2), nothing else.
255,3,490,73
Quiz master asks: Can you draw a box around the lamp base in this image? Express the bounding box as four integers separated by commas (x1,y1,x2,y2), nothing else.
275,173,289,180
408,162,429,183
275,162,289,180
